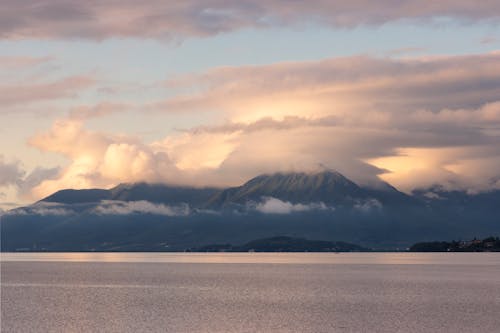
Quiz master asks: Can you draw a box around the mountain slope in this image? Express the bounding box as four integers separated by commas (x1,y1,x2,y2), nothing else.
40,182,220,207
109,182,219,206
3,171,499,251
207,171,363,207
206,170,414,208
41,189,111,204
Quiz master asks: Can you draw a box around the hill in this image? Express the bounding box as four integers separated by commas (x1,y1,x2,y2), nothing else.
409,236,500,252
192,236,370,252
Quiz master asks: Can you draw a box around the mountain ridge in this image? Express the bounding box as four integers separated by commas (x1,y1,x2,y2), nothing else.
41,182,221,206
39,170,417,208
3,170,499,251
206,171,367,208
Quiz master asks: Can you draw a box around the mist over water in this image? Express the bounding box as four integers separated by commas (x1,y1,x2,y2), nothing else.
2,253,500,332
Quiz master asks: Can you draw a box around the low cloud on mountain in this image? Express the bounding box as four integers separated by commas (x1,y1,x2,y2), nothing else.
6,202,74,216
253,197,329,214
92,200,190,216
354,199,383,213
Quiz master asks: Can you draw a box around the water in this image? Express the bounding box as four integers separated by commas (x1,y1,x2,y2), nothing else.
2,253,500,332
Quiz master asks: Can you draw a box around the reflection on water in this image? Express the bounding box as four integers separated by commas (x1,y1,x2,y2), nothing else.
2,253,500,332
1,252,499,265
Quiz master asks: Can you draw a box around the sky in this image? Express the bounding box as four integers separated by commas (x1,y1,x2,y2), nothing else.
1,1,500,209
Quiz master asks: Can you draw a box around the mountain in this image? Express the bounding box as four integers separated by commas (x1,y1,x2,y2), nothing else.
206,170,414,208
109,182,219,206
207,171,363,207
38,171,416,210
1,171,499,251
41,189,111,204
40,182,220,207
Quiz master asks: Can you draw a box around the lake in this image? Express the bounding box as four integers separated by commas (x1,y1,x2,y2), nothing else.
2,253,500,332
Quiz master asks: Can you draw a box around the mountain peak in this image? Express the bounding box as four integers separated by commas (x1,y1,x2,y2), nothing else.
207,170,366,208
243,170,358,190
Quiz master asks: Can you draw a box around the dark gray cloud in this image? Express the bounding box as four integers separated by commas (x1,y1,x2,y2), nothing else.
0,155,24,186
17,166,61,197
2,1,499,40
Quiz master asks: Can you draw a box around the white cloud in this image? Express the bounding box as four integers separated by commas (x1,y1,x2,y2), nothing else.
92,200,190,216
28,119,179,198
354,199,383,212
254,197,328,214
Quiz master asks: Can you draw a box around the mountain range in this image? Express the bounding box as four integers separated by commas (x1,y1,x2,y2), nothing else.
1,171,499,251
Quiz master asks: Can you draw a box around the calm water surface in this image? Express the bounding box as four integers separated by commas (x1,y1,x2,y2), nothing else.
2,253,500,332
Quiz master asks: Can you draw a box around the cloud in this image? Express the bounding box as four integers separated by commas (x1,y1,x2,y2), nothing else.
17,166,61,198
100,143,170,181
68,102,133,121
92,200,190,216
163,53,500,119
0,75,95,107
28,119,181,198
156,131,239,170
0,201,22,212
368,145,500,192
354,199,383,212
2,1,500,40
184,116,329,135
29,119,111,159
25,52,500,197
154,53,500,191
0,155,25,187
254,197,328,214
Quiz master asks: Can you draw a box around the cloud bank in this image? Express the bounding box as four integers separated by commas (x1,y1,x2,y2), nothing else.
25,52,500,197
2,1,500,40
